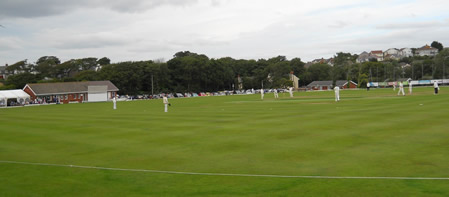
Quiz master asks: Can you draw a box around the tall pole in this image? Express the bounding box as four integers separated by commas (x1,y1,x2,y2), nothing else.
444,56,449,86
422,63,424,79
432,64,435,79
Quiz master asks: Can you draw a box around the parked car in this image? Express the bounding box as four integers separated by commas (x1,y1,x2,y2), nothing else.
117,95,128,101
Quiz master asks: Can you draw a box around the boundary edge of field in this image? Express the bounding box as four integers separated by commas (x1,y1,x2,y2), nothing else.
1,160,448,180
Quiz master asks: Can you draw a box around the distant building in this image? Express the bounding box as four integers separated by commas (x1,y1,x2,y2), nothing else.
384,48,400,56
399,48,413,58
399,63,411,69
307,80,357,90
289,72,300,90
369,50,384,61
383,48,400,60
357,51,379,63
0,64,9,79
310,58,334,66
384,54,401,61
23,81,119,104
357,52,370,63
415,45,438,56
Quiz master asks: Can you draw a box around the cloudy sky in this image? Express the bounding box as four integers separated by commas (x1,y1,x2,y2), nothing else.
1,0,449,65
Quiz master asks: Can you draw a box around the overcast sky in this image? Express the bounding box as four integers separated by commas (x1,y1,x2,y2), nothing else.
1,0,449,65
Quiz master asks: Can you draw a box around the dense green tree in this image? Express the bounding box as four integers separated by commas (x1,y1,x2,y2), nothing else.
333,52,357,66
74,70,100,81
290,58,305,77
5,49,448,93
35,56,60,78
434,48,449,79
5,72,39,89
52,60,78,78
431,41,444,52
307,63,332,81
36,56,60,65
6,60,32,74
97,57,111,65
358,73,368,88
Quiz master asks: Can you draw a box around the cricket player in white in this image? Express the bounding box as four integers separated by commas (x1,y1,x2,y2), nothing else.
260,89,264,100
409,81,412,95
334,86,340,102
274,89,279,99
163,95,169,112
367,82,370,91
397,81,405,96
289,87,293,98
113,96,117,110
393,82,396,91
434,81,439,95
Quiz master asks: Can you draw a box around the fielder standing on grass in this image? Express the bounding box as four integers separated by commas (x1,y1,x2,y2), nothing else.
260,89,264,100
334,85,340,102
398,81,405,96
434,81,439,95
289,87,293,98
409,81,413,95
163,94,170,112
274,89,279,99
367,82,370,91
113,95,117,110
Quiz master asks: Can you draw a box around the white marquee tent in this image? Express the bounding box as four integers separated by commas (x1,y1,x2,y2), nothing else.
0,89,30,106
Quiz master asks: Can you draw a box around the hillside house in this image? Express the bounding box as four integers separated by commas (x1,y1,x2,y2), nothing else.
416,45,438,56
369,50,384,61
399,48,413,58
0,65,8,79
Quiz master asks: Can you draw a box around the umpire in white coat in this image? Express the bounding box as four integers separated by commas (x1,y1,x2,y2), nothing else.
434,81,439,95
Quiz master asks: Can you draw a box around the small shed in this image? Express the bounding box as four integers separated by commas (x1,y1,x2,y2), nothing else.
0,89,31,106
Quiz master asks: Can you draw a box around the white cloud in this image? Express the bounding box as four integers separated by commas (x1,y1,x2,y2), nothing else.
0,37,25,51
1,0,449,65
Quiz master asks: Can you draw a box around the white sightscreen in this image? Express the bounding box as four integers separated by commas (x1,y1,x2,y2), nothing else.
87,86,108,102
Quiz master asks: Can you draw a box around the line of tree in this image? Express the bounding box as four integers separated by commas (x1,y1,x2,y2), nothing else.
1,47,449,95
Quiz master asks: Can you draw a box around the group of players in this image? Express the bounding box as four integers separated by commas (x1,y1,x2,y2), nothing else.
334,80,441,102
110,82,442,111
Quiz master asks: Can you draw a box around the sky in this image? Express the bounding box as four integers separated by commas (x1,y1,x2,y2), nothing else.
1,0,449,65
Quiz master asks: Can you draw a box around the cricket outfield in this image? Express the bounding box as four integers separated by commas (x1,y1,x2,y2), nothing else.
1,87,449,196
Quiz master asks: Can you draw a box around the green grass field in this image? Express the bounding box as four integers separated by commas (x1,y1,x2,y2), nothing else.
1,87,449,196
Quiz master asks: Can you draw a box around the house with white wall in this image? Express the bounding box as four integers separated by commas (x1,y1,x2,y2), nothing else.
415,45,438,56
384,48,400,56
369,50,384,61
399,48,413,58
